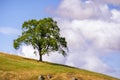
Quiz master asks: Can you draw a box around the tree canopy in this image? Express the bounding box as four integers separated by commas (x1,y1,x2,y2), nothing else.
14,18,68,61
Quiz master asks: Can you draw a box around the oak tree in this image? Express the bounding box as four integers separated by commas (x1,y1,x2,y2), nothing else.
14,18,67,61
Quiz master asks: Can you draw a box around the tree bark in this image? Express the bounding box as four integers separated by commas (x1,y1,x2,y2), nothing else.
39,48,42,61
39,52,42,61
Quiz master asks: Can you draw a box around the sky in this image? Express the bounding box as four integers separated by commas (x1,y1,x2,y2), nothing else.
0,0,120,78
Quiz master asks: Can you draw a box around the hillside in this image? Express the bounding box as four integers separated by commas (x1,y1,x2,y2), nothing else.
0,52,119,80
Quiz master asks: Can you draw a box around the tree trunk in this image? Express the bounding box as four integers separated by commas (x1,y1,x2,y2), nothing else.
38,48,42,61
39,51,42,61
39,48,42,61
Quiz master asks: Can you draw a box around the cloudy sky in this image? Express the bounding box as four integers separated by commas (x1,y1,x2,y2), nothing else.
0,0,120,78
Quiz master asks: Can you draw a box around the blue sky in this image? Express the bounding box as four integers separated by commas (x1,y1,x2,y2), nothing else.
0,0,120,79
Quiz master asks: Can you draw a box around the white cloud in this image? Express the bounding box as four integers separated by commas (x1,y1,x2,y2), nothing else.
111,9,120,22
57,18,120,50
65,51,114,73
19,45,39,60
56,0,111,20
103,0,120,5
43,53,66,64
0,27,20,35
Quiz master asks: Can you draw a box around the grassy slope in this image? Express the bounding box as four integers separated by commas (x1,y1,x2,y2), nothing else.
0,52,119,80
